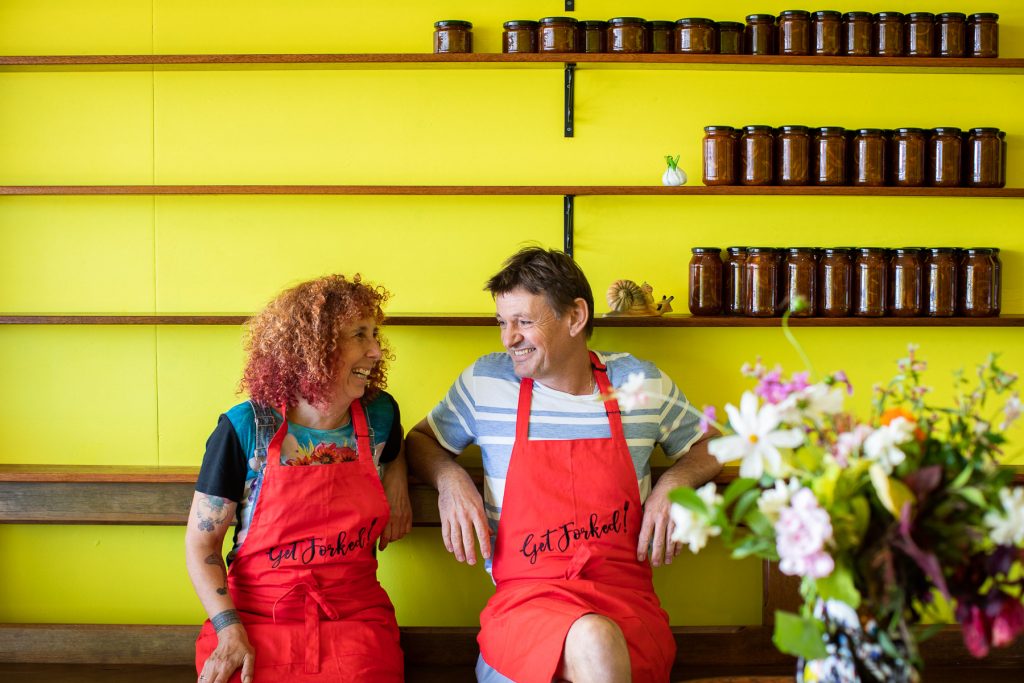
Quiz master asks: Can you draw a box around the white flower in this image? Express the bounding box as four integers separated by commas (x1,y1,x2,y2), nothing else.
833,424,874,465
708,391,805,479
777,383,846,425
757,478,801,523
670,482,722,553
614,372,649,412
1002,395,1021,431
863,417,914,474
775,488,835,579
985,487,1024,547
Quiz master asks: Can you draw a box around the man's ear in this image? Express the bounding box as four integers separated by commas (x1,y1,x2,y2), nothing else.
567,298,589,338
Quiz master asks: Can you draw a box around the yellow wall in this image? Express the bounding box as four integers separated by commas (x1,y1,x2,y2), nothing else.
0,1,1021,627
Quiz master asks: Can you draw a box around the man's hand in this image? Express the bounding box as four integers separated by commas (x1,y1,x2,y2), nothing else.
437,467,492,565
638,472,683,567
379,450,412,551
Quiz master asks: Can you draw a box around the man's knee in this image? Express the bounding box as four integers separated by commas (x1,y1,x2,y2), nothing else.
566,614,626,652
560,614,631,681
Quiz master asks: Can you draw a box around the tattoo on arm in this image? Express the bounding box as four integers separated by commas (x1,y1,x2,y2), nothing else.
195,494,232,532
204,553,229,596
211,609,241,633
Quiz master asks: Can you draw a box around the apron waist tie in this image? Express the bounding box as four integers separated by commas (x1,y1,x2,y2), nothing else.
564,543,594,580
272,580,340,674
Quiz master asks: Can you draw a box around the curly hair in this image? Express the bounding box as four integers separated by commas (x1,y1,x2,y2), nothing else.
240,274,392,410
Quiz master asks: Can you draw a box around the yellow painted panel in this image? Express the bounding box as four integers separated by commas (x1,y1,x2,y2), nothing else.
0,326,158,465
153,196,561,312
0,71,153,184
0,0,152,55
652,539,762,625
0,197,155,313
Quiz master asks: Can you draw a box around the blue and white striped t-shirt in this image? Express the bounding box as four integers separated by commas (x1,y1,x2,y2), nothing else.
427,350,703,539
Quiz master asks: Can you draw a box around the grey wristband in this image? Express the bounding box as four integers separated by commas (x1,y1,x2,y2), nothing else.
211,609,241,633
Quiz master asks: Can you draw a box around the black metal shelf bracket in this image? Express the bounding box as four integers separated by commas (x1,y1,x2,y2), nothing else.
563,195,575,258
564,62,576,137
565,1,575,10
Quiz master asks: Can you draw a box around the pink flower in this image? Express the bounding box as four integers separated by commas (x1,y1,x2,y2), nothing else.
699,405,717,433
992,598,1024,648
833,424,874,466
775,488,834,579
961,605,991,658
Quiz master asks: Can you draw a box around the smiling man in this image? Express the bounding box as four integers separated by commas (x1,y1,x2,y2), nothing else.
406,247,721,683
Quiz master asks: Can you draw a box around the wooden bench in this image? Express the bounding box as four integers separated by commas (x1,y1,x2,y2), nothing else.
1,464,1022,682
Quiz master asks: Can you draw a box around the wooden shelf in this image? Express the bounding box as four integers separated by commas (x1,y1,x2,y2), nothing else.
2,53,1023,71
2,314,1022,327
2,185,1022,197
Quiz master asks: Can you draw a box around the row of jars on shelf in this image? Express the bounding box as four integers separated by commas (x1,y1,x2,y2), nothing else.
688,246,1002,317
433,12,998,57
703,125,1007,188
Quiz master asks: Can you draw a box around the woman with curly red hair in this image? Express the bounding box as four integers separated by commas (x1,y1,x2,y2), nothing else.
185,274,410,683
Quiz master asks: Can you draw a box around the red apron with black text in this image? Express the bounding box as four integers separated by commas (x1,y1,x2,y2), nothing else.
195,400,403,681
477,352,675,682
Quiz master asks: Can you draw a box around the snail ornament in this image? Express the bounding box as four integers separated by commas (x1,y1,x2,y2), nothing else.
604,280,668,317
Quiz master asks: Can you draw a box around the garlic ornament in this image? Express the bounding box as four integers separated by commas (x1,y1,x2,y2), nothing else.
662,155,687,186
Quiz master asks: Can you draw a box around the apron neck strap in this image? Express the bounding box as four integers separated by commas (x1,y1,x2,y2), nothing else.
266,405,290,468
266,401,373,466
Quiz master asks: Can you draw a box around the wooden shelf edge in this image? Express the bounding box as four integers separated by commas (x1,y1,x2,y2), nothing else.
2,314,1022,327
1,185,1022,197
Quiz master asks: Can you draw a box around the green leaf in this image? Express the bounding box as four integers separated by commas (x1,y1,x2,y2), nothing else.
730,535,774,559
730,488,761,525
773,611,829,660
722,477,758,508
948,463,974,490
669,487,708,515
849,496,870,543
957,486,987,508
815,564,861,609
869,464,915,516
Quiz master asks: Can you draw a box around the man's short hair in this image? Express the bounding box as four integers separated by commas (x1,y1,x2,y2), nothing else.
485,247,595,338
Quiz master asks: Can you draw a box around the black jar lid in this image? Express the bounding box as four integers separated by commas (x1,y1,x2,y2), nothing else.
969,13,999,21
579,20,608,29
746,14,776,22
906,12,935,21
675,18,715,26
843,11,873,20
787,247,814,254
822,247,850,255
742,125,774,134
855,128,884,135
717,21,745,30
608,17,646,25
778,125,809,134
893,127,926,134
936,12,967,21
539,16,578,25
704,125,736,134
932,127,962,135
874,12,904,20
969,127,1001,134
894,247,922,254
858,247,886,254
812,11,842,19
747,247,777,254
727,246,748,254
692,247,722,254
816,126,846,134
503,20,539,30
928,247,955,254
435,20,472,29
779,10,811,19
965,247,995,254
647,20,675,29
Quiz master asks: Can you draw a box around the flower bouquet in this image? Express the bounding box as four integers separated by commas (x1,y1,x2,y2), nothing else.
614,314,1024,681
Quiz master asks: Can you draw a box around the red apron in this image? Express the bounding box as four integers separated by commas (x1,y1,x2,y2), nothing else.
477,352,676,683
195,400,403,682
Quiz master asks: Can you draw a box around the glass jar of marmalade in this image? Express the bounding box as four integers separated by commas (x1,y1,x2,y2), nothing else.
745,248,778,317
890,248,922,316
852,129,886,187
779,10,810,56
539,17,578,53
873,12,904,57
890,128,926,187
689,248,724,315
965,128,1002,188
961,248,997,316
811,11,841,56
776,126,810,186
647,21,675,53
819,248,852,316
929,127,962,187
724,247,747,314
608,17,647,53
937,13,966,58
992,247,1002,314
925,248,957,316
854,248,888,317
906,13,935,57
813,127,847,185
579,20,608,53
434,20,473,53
741,125,774,186
675,18,716,54
717,22,744,54
745,14,776,55
703,126,737,186
843,12,873,56
784,248,817,316
502,21,538,54
967,13,999,58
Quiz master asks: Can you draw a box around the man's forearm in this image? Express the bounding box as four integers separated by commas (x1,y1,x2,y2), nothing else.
658,431,723,490
406,419,466,490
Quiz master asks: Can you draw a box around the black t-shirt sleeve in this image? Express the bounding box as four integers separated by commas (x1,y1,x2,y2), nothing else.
195,414,248,502
379,394,402,465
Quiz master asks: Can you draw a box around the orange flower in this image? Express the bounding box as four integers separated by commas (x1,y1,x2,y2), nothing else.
880,407,925,441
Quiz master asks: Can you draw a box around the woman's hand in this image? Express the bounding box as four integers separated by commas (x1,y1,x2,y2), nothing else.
198,618,255,683
380,446,412,550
